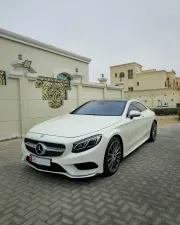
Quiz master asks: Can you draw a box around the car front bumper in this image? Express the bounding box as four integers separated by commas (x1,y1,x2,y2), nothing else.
23,160,97,178
21,137,107,178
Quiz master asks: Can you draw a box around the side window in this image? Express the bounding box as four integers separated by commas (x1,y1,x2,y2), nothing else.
127,103,138,115
132,102,141,112
136,102,147,112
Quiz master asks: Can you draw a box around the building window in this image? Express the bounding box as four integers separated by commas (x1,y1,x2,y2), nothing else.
171,99,174,101
115,73,117,78
57,73,70,80
119,72,125,78
128,70,133,79
145,100,147,103
128,87,133,91
137,82,139,86
165,82,166,87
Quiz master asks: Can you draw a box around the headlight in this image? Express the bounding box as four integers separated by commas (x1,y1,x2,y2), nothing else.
72,135,102,153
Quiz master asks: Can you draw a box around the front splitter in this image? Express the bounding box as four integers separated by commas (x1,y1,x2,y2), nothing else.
23,161,97,179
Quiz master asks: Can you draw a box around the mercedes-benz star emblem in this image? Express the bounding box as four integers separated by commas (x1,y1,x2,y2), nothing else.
35,143,45,156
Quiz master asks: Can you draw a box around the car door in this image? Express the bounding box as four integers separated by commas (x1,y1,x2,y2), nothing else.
136,102,153,136
125,103,142,154
134,102,151,139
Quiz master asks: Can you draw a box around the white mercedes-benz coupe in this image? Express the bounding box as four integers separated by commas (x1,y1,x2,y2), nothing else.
21,99,157,178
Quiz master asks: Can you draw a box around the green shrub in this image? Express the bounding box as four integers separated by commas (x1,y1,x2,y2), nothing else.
178,110,180,121
177,103,180,108
150,108,179,116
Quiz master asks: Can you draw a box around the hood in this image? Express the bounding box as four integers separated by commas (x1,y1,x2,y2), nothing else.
29,114,122,138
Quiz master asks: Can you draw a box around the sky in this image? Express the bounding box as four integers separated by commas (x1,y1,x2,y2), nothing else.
0,0,180,82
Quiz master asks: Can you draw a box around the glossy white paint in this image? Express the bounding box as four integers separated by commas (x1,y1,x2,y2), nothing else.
28,114,124,138
21,99,156,178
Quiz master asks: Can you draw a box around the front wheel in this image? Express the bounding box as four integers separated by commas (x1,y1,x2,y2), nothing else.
103,137,122,176
148,121,157,142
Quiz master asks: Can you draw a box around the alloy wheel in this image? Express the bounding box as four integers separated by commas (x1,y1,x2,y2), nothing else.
152,123,157,140
107,140,122,173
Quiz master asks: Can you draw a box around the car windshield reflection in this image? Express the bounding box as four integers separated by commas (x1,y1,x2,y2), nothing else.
70,100,127,116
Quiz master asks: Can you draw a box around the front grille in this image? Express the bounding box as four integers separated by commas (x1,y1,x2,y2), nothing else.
24,138,65,157
25,138,65,149
26,156,66,173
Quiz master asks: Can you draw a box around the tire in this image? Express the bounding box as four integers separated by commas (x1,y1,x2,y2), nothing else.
103,136,123,176
148,121,157,142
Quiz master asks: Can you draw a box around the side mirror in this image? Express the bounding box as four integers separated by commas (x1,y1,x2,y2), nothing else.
129,110,141,119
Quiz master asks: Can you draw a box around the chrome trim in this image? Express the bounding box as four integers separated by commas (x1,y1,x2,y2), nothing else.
25,142,36,148
25,142,65,152
24,161,97,179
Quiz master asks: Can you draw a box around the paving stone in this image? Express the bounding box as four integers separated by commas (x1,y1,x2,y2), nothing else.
47,214,61,224
0,127,180,225
33,220,48,225
61,217,74,224
11,216,24,225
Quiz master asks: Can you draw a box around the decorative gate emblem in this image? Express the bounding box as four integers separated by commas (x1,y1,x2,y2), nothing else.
35,143,45,156
35,75,71,109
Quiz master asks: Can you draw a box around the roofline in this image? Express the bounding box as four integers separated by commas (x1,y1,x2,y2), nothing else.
125,87,176,92
137,70,176,75
137,70,166,75
110,62,142,68
0,28,91,64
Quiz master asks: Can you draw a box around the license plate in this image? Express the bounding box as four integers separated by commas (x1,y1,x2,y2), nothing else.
29,155,51,167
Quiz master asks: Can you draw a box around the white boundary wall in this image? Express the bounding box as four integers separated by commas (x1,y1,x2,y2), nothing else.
0,73,124,140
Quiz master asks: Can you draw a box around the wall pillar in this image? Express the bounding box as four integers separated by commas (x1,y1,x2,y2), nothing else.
98,74,108,99
19,76,29,137
98,77,108,85
71,74,83,107
9,55,37,137
9,68,29,137
103,86,107,99
115,82,124,98
76,84,82,106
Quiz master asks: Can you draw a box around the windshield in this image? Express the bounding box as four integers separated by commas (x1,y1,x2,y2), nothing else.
70,100,127,116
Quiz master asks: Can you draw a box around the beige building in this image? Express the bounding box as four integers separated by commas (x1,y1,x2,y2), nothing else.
110,62,180,107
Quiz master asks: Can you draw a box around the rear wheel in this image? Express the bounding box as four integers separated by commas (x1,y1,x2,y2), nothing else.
148,121,157,142
103,137,122,176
